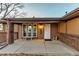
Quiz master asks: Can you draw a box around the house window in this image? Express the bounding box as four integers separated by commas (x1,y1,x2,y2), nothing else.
23,24,37,37
0,23,3,30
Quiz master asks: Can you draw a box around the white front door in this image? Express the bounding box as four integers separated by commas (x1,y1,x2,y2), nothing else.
44,24,51,40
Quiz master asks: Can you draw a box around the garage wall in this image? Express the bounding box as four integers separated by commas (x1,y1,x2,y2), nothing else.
58,17,79,51
67,17,79,35
58,17,79,36
58,21,66,33
51,23,58,39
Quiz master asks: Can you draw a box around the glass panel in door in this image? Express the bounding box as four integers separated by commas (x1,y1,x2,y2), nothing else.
33,25,36,37
23,25,27,36
27,25,32,37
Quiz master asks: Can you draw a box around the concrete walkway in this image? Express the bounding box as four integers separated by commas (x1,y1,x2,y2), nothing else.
0,39,79,56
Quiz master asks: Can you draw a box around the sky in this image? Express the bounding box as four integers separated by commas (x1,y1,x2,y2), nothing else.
22,3,79,17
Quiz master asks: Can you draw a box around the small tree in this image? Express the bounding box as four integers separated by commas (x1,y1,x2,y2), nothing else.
0,3,24,20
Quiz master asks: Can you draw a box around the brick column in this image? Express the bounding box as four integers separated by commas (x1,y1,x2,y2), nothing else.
7,20,14,44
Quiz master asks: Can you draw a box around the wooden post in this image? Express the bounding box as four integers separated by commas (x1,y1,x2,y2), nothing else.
7,20,14,44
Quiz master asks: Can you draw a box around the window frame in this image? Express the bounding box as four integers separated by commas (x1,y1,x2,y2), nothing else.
0,23,3,31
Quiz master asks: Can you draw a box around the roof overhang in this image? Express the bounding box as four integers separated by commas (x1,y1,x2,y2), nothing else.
61,7,79,21
0,18,62,24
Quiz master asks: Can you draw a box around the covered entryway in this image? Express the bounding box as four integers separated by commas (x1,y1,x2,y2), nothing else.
22,23,52,40
1,18,60,44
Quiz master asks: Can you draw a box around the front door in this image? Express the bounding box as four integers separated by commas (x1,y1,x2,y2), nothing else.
44,24,51,41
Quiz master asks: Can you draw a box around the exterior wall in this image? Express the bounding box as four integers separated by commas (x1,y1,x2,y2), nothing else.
37,23,58,39
3,24,18,33
67,17,79,35
58,17,79,51
51,23,58,39
58,33,79,51
37,23,58,40
0,23,18,42
58,17,79,35
3,24,7,32
0,24,7,42
58,21,66,33
18,24,22,39
14,24,18,32
14,24,19,39
37,24,44,39
0,32,6,42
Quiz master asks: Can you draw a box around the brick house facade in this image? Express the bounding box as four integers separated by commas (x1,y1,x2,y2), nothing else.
0,8,79,50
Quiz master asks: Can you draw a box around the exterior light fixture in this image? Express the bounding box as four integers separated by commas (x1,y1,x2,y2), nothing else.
38,24,44,29
38,24,44,35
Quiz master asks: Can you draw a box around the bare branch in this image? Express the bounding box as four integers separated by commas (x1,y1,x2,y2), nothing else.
2,4,8,19
0,3,2,14
4,4,15,17
0,3,24,20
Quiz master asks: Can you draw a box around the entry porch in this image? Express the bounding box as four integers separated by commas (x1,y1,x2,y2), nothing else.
1,18,79,51
0,39,78,56
3,18,59,44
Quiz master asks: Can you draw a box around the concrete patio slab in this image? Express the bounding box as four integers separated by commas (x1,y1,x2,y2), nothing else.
0,39,79,56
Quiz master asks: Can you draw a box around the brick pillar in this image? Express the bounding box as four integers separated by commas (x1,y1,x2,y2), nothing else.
7,20,14,44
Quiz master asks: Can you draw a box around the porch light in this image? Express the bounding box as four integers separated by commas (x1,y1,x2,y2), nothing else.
38,24,44,29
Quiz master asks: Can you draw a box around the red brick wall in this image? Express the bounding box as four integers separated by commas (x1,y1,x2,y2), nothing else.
0,32,6,42
2,23,19,40
14,32,18,40
0,32,18,42
51,23,58,39
58,33,79,51
18,24,22,39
